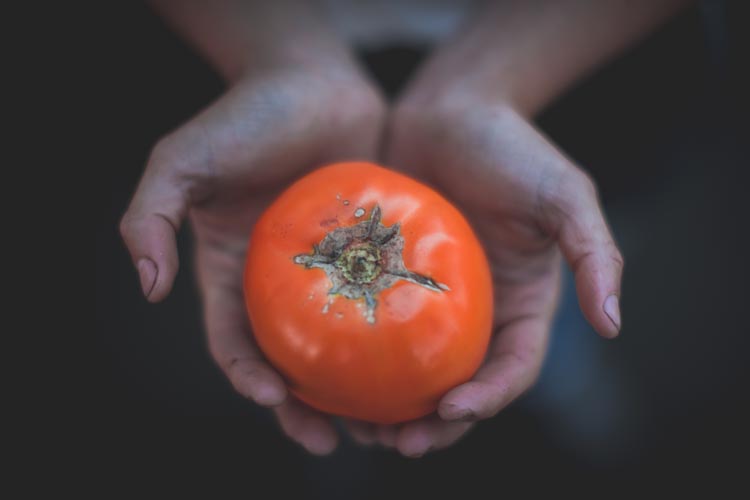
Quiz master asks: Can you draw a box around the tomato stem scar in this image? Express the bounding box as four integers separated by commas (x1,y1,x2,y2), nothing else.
293,205,449,324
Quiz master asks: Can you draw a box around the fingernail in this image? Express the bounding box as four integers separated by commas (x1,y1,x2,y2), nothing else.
137,258,157,298
604,295,621,333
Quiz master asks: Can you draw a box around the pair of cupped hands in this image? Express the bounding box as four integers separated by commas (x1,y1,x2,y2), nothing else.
121,52,623,457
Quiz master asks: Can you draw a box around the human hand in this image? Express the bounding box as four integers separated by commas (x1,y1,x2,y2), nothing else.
121,61,385,453
346,0,688,459
361,88,623,457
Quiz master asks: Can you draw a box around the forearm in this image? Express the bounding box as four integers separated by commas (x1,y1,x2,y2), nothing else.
150,0,356,82
405,0,691,115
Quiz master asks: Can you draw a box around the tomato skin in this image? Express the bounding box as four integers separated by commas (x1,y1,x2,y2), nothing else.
244,162,493,424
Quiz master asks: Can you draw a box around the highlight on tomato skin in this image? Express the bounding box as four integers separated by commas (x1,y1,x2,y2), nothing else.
243,162,493,424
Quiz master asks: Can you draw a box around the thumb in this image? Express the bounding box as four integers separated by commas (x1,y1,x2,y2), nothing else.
120,140,191,302
542,169,624,338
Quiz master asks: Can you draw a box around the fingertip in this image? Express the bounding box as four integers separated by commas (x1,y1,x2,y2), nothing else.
396,425,433,458
145,276,173,303
228,359,288,407
121,213,180,303
576,278,621,339
144,258,178,303
253,382,288,407
586,297,621,339
599,326,620,340
438,382,490,421
603,294,621,337
304,430,339,456
274,399,339,456
438,401,474,422
300,415,339,456
438,403,477,422
137,258,158,300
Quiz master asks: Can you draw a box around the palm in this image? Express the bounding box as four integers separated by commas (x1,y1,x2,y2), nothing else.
196,76,385,451
390,104,564,353
439,184,562,336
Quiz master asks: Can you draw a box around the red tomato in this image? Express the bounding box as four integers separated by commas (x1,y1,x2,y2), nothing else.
244,162,493,424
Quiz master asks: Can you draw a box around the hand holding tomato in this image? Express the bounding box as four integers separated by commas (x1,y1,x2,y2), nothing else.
120,1,386,455
377,92,624,455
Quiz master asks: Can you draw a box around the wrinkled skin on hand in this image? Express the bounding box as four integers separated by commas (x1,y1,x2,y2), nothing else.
345,94,624,457
121,67,386,454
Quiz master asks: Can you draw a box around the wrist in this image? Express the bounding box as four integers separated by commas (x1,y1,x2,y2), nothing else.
395,52,529,120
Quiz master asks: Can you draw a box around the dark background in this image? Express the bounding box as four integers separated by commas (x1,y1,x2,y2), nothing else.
96,1,749,492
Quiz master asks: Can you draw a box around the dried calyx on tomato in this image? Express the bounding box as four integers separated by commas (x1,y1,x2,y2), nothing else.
293,205,449,324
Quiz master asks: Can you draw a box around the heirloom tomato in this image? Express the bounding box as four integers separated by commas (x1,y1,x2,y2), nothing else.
244,162,492,424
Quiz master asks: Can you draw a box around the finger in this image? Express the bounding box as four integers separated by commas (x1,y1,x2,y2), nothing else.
439,316,549,421
542,169,624,338
396,416,473,458
202,281,288,407
344,419,378,446
119,140,191,302
275,397,339,456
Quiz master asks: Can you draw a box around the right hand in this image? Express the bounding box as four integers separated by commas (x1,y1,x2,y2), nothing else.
358,87,625,457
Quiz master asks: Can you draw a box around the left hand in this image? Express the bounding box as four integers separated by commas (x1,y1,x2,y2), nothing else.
121,64,386,454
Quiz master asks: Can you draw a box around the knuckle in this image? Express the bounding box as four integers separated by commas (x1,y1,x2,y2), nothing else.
560,168,598,207
148,136,173,164
150,131,212,180
148,131,215,202
573,169,598,198
539,168,601,228
148,135,182,174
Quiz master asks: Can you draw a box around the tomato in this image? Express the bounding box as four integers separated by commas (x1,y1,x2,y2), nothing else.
244,162,493,424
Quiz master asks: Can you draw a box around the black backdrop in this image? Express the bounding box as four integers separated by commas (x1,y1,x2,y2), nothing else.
96,1,749,492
